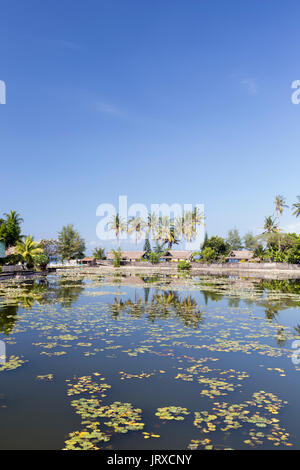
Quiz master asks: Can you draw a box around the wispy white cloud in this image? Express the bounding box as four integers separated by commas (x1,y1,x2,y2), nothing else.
241,78,258,95
94,101,125,118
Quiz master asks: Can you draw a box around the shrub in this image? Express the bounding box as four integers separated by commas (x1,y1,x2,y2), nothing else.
201,247,217,263
112,248,122,267
34,254,49,270
177,260,191,272
149,252,160,264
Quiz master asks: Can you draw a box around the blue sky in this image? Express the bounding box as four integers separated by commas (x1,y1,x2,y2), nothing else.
1,0,300,252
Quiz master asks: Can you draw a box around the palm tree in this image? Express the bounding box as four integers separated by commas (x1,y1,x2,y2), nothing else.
15,236,43,268
108,213,127,247
182,211,195,243
263,216,279,234
1,210,24,247
274,195,288,219
164,222,179,249
192,207,205,228
147,212,159,240
274,196,288,251
4,210,24,226
292,196,300,218
93,246,106,260
128,216,146,248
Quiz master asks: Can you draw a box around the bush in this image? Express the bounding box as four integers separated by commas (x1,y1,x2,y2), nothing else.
34,254,49,270
112,248,122,267
201,247,217,263
149,252,160,264
177,260,191,272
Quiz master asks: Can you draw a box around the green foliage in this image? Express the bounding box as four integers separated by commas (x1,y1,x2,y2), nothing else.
177,260,191,271
0,210,23,247
93,246,106,260
262,233,300,263
263,216,279,234
34,254,49,270
200,235,230,262
244,232,258,251
143,237,151,257
203,236,230,256
227,228,243,250
57,225,86,261
149,252,161,264
201,246,218,262
15,236,43,268
253,244,265,260
112,248,122,267
292,196,300,218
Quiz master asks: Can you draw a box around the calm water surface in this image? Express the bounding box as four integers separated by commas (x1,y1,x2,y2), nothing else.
0,272,300,450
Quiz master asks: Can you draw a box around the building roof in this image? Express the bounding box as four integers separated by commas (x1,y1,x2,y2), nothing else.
227,250,254,260
81,257,95,262
106,251,146,260
163,250,193,260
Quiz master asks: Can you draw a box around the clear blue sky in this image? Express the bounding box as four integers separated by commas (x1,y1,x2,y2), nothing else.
1,0,300,252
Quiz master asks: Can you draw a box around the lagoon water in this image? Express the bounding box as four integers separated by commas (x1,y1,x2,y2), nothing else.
0,272,300,450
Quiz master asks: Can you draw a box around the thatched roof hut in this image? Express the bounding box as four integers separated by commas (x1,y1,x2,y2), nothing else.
106,251,146,262
161,250,193,261
226,250,254,262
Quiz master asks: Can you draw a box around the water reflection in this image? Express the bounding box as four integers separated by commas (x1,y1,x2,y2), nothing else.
0,277,84,334
0,275,300,336
109,290,204,329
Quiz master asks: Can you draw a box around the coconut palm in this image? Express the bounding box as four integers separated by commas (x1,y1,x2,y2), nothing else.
108,213,127,247
147,212,159,240
182,211,195,243
4,210,24,226
292,196,300,218
192,207,205,227
164,223,180,249
15,236,43,268
128,216,146,248
274,195,288,219
263,216,279,234
274,195,288,250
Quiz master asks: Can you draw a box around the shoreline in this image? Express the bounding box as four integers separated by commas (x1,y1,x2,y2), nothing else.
57,263,300,280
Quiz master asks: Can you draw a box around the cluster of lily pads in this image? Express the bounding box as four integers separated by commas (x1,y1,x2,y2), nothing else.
0,272,299,449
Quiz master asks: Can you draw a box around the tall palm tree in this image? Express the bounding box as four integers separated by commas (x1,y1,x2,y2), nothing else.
263,216,279,234
164,222,179,249
182,211,195,243
274,195,288,219
192,207,205,227
108,213,127,247
292,196,300,218
147,212,159,240
128,216,146,248
274,196,288,251
15,236,43,268
4,210,24,226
